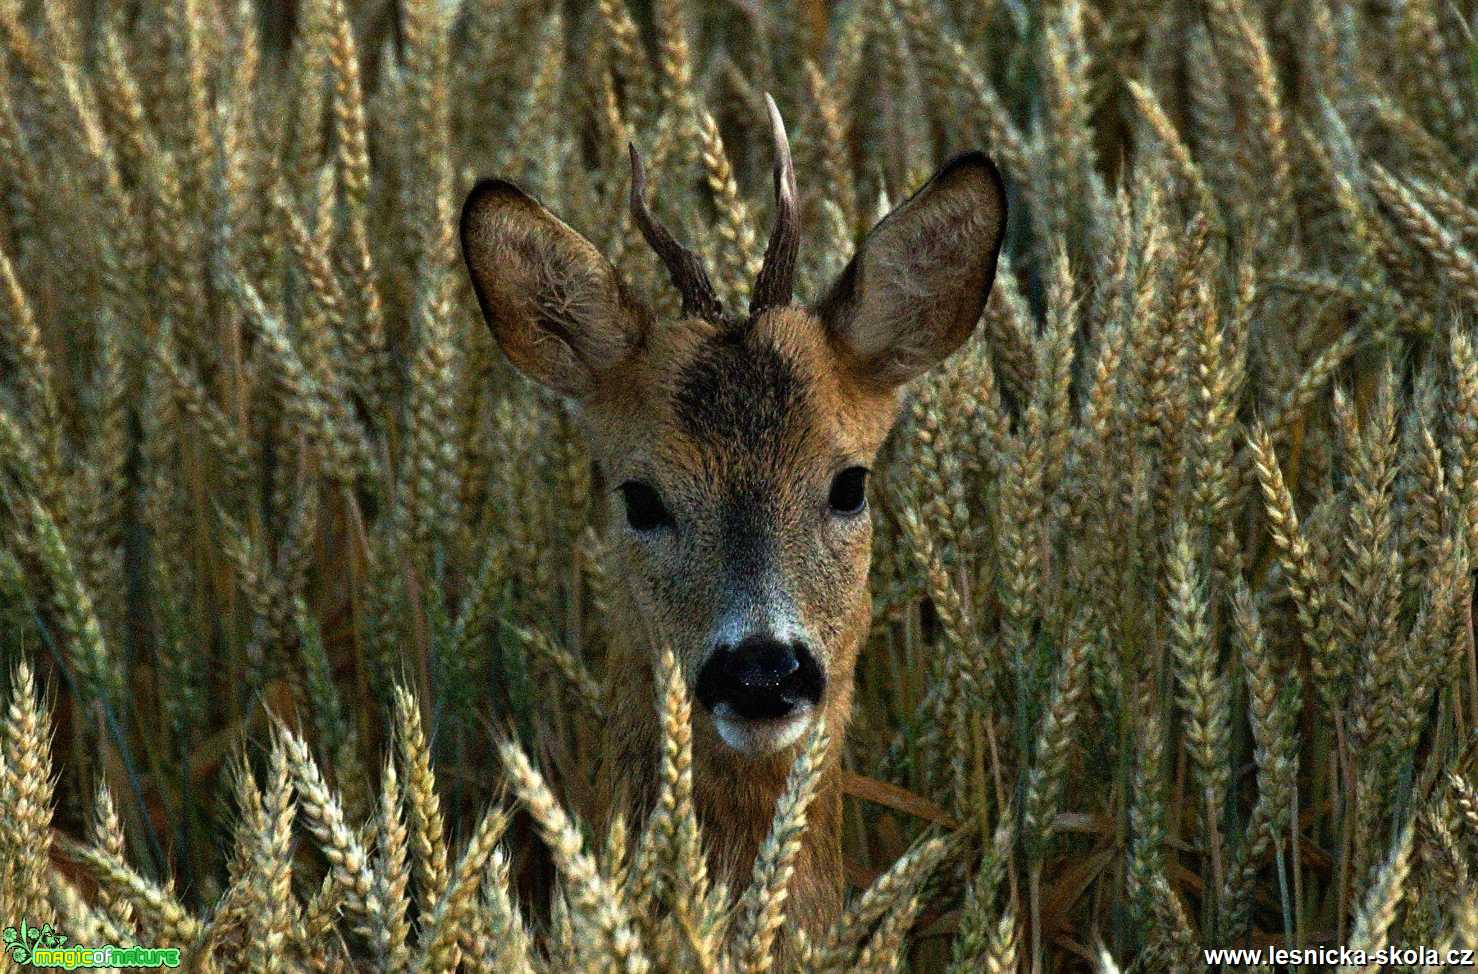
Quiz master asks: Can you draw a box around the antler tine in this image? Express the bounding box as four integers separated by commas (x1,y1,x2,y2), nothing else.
749,93,799,318
628,142,725,323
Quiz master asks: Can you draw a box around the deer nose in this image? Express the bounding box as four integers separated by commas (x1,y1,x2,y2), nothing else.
695,636,824,721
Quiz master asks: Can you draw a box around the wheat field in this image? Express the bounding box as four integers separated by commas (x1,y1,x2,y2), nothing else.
0,0,1475,970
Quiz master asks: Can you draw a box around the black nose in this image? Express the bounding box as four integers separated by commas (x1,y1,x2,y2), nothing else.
695,637,824,721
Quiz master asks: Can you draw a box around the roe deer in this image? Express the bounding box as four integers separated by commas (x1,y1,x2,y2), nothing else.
459,96,1006,934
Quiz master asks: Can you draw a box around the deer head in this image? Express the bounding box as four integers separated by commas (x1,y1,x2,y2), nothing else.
460,97,1006,761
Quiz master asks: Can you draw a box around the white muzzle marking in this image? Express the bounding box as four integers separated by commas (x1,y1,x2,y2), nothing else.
712,702,814,755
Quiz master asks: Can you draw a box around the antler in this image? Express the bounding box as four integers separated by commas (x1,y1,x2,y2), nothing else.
748,93,798,318
628,143,725,323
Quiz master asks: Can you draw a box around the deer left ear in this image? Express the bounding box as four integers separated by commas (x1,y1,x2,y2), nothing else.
816,152,1007,388
460,179,647,399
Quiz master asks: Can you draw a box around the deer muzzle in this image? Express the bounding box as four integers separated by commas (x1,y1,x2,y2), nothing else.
695,635,824,754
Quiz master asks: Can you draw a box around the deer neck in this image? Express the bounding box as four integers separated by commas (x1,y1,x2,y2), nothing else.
692,728,846,932
598,621,848,933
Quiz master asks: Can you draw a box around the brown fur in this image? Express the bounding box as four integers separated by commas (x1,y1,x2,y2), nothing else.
460,151,1006,935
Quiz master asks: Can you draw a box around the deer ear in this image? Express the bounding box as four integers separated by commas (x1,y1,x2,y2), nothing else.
460,179,647,398
816,152,1006,388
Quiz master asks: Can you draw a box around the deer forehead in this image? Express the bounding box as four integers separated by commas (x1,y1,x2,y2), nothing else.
591,308,899,484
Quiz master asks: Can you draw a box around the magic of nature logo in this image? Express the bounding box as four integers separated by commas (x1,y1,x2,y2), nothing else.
3,919,181,969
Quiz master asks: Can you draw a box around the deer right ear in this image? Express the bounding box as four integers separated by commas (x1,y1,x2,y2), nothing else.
816,152,1006,389
460,180,647,398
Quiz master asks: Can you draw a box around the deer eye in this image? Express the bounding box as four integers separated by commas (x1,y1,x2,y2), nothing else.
619,481,672,532
828,467,869,516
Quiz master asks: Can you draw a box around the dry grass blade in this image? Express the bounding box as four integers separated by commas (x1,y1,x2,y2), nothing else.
499,739,650,974
731,722,830,974
1341,821,1415,972
394,686,450,923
